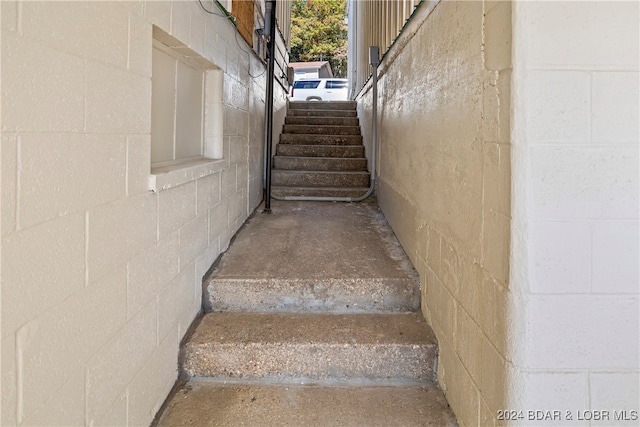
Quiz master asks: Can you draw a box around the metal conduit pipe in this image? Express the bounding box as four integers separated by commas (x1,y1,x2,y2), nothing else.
271,46,380,203
263,0,277,213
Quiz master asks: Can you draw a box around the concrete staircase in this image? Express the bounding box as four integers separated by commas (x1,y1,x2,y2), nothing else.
155,201,457,426
272,101,371,198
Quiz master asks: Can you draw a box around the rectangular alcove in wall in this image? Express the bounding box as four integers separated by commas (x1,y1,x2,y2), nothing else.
149,27,224,191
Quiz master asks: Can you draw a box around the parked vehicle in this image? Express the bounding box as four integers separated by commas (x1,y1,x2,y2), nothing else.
290,78,349,101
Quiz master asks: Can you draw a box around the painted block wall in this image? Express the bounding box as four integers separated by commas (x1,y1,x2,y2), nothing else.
355,1,639,426
356,1,512,425
510,2,639,425
0,1,286,425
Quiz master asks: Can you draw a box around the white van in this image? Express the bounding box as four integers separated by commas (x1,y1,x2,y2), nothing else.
290,78,349,101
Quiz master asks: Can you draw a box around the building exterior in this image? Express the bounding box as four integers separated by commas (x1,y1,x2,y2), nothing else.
348,1,639,425
1,1,290,425
289,60,334,80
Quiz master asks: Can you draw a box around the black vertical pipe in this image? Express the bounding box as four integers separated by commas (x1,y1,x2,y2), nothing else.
263,0,277,213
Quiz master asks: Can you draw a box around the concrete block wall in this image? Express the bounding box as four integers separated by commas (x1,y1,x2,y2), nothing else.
1,1,286,425
356,1,512,425
356,0,639,426
510,1,639,424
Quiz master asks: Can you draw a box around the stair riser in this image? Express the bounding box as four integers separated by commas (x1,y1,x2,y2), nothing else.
280,134,363,146
206,278,420,313
182,344,436,384
273,157,367,171
271,187,369,198
271,187,371,198
290,101,356,110
276,145,365,158
288,110,357,118
272,171,370,187
283,125,361,135
286,117,360,126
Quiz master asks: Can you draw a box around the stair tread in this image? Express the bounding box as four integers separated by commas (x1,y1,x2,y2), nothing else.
277,144,364,149
271,185,370,190
283,136,360,138
273,157,368,172
204,201,418,312
274,156,367,160
188,312,436,346
280,134,363,145
203,201,414,281
276,145,365,157
270,186,375,200
286,117,359,125
284,125,361,133
272,169,370,174
156,382,458,427
285,124,360,129
272,170,370,187
288,111,358,117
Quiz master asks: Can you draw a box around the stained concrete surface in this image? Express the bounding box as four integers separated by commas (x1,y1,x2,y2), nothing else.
205,200,420,312
182,312,437,383
211,200,415,280
156,199,458,426
156,383,458,427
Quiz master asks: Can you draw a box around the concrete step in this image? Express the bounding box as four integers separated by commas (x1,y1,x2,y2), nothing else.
288,109,357,118
156,383,458,427
181,312,438,384
273,156,368,171
286,116,360,126
283,124,361,135
203,200,420,312
272,170,370,188
280,134,363,146
270,185,372,199
289,100,356,110
276,144,365,158
206,274,418,313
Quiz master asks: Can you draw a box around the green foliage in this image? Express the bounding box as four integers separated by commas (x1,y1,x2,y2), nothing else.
289,0,348,78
